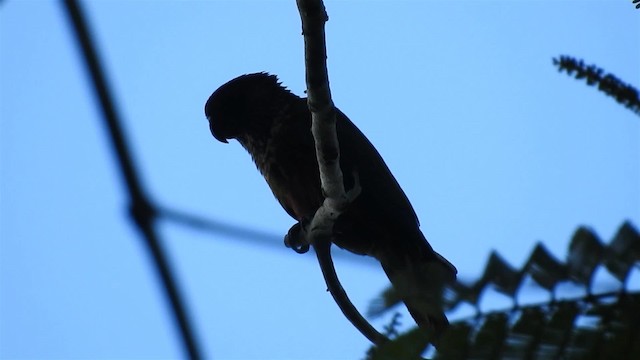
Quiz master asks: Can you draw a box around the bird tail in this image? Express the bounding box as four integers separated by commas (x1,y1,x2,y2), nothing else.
379,242,456,337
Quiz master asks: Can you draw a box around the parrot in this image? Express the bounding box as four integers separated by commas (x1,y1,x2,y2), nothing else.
205,72,456,336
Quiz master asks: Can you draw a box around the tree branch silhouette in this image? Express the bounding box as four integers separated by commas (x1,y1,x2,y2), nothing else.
295,0,388,346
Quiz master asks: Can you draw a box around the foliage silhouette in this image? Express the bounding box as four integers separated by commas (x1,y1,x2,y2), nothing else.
553,56,640,116
367,221,640,359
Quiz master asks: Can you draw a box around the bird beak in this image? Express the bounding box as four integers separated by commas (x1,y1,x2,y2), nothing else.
207,116,229,143
214,133,229,144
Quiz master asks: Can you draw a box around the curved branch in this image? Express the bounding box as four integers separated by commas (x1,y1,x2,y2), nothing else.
296,0,387,345
314,238,389,345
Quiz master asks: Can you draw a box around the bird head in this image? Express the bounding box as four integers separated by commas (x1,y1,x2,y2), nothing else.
205,72,289,143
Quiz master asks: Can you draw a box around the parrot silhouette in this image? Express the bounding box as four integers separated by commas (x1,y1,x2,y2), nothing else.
205,72,456,336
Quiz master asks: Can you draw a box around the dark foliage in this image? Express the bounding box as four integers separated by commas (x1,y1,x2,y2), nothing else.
368,221,640,360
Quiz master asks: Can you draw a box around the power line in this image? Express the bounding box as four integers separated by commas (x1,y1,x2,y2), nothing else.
61,1,202,358
160,206,379,266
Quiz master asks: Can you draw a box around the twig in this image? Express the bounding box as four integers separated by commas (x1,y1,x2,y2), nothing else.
296,0,388,345
315,233,389,345
553,55,640,116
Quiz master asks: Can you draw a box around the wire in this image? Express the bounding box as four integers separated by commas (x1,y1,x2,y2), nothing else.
160,206,379,266
61,1,202,358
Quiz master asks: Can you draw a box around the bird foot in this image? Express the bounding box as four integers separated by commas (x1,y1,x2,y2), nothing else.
284,219,311,254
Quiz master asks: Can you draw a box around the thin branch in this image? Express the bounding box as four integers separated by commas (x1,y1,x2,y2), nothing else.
296,0,388,345
62,1,202,359
553,55,640,116
315,238,389,345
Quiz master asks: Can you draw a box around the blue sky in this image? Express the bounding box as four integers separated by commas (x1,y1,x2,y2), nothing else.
1,1,638,359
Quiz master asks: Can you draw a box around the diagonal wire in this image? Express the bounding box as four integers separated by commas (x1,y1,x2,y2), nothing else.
61,1,202,358
160,206,379,266
160,207,284,244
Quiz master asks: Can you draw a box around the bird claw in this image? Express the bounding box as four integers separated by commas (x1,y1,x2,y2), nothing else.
284,220,311,254
284,171,361,255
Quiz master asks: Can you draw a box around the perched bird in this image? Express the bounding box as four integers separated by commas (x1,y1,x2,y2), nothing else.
205,72,456,336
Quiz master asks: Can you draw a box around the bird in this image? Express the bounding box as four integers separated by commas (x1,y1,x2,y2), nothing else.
205,72,457,336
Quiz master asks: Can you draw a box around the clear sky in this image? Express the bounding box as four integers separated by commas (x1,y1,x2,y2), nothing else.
1,1,638,359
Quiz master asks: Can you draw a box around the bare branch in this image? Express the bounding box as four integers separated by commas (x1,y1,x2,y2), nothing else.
296,0,388,345
315,238,389,345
